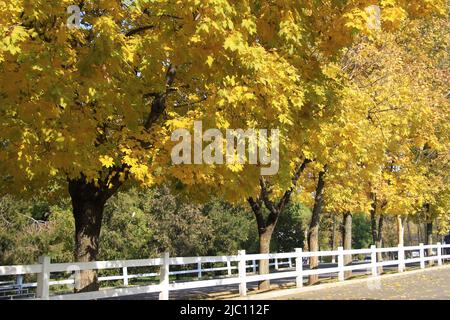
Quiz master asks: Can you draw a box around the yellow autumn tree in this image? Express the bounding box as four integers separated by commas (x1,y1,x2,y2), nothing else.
286,11,449,280
328,14,449,254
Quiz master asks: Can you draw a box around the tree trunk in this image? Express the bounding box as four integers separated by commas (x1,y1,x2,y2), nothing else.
308,224,319,285
396,215,404,247
258,227,274,291
69,178,112,292
72,200,105,292
417,218,422,244
426,221,433,266
342,212,352,279
331,215,336,263
396,215,405,270
376,215,384,273
406,218,412,246
369,194,385,273
425,222,433,245
248,197,278,291
308,167,326,285
423,203,433,262
303,229,309,251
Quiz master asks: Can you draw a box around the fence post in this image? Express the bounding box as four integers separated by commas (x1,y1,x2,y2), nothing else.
159,252,170,300
252,260,257,273
16,275,23,295
338,247,344,281
295,248,303,288
227,260,232,276
197,261,202,278
227,260,231,276
370,245,377,277
288,257,293,269
122,267,129,286
238,250,247,297
274,258,279,270
398,244,405,273
437,242,442,266
36,256,50,300
419,243,425,269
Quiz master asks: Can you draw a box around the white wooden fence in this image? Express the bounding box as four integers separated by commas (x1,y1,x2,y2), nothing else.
1,257,294,291
1,243,449,300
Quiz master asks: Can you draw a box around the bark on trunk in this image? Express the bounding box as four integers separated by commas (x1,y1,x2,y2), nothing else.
308,168,326,285
68,178,115,293
370,194,384,273
370,193,378,245
331,215,336,264
72,200,104,292
303,229,309,251
406,218,412,246
248,197,278,291
342,212,352,279
426,222,433,245
417,219,422,244
308,224,319,285
426,221,433,266
375,216,384,273
257,228,274,291
397,215,404,247
396,215,405,271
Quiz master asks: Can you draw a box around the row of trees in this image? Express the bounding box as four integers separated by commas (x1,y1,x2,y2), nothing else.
1,187,444,293
1,188,440,266
1,1,448,292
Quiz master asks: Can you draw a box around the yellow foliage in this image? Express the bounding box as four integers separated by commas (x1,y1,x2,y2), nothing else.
0,0,446,225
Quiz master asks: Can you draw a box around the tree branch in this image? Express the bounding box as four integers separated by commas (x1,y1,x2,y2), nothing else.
277,158,312,212
144,64,177,130
259,177,280,227
125,25,155,37
248,197,266,232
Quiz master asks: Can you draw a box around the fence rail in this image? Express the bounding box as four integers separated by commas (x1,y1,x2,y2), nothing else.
0,243,449,300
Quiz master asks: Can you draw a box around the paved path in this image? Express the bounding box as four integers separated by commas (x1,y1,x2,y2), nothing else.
280,266,450,300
